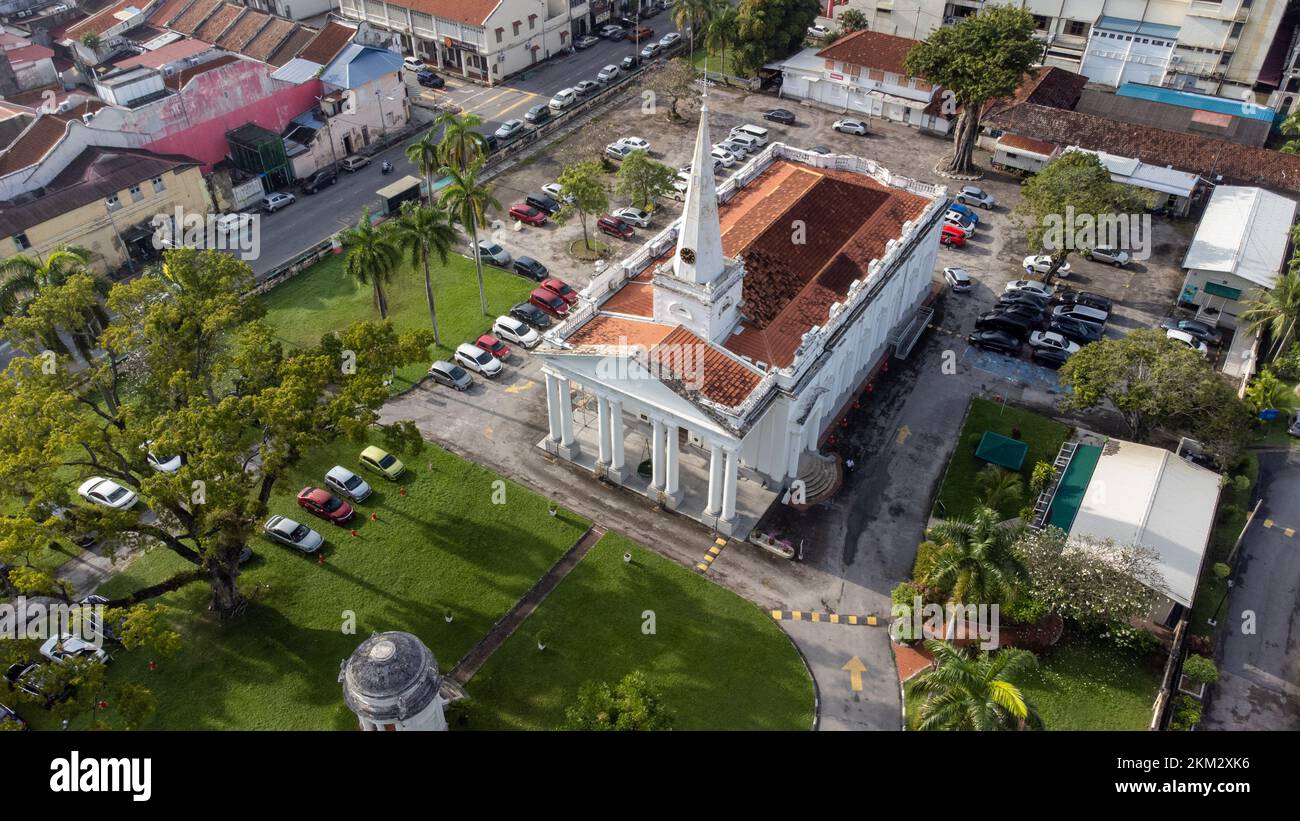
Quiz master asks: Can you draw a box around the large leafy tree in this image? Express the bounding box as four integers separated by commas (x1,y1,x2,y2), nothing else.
616,149,677,210
641,57,701,122
924,506,1028,606
903,7,1042,176
0,247,108,362
561,670,675,730
838,8,868,32
0,249,432,618
1012,151,1151,285
672,0,717,56
1013,528,1165,627
555,160,610,254
433,110,489,172
390,200,457,346
1280,108,1300,155
340,207,401,320
1059,329,1253,461
910,640,1044,731
438,160,500,316
1239,270,1300,361
732,0,822,76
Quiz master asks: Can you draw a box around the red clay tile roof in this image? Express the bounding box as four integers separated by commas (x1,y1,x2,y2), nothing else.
565,314,673,349
997,133,1057,156
194,2,243,42
297,21,355,65
66,0,145,39
217,9,270,50
984,66,1088,119
5,43,55,63
816,29,919,76
149,0,192,26
266,26,315,67
170,0,223,35
0,115,68,176
241,17,295,62
112,37,212,70
385,0,501,27
600,269,654,317
163,53,240,90
650,326,763,408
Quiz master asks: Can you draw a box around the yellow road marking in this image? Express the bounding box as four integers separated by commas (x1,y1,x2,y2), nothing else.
896,424,912,445
504,379,536,394
695,562,708,571
771,610,783,620
811,612,821,622
1287,528,1296,538
842,656,867,691
1264,519,1275,528
848,615,858,625
829,613,840,624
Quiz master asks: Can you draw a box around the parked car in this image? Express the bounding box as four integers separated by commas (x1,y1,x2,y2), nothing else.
4,663,74,708
299,167,337,194
1049,316,1105,345
574,80,600,97
359,445,405,480
476,240,512,267
730,124,769,145
540,278,579,305
1166,328,1210,357
428,360,473,390
599,25,625,39
998,288,1052,307
943,210,975,237
947,201,980,226
1004,279,1055,300
597,214,635,239
606,141,635,160
416,68,444,88
833,118,867,135
955,185,995,210
575,35,600,49
1029,331,1081,355
612,207,652,228
635,26,655,42
711,145,737,167
146,449,183,473
455,343,503,378
619,136,650,152
529,288,571,318
259,192,296,213
324,465,372,503
597,64,622,83
340,155,370,172
621,55,638,71
525,191,561,214
540,182,566,201
807,24,832,39
1023,254,1070,278
475,334,511,360
1160,317,1222,346
764,108,796,125
40,634,108,665
1031,346,1071,369
659,32,681,48
719,138,750,159
549,88,578,110
513,256,548,280
995,303,1046,324
509,203,548,226
0,702,25,729
967,329,1023,355
77,477,137,510
939,224,967,247
510,301,552,330
1056,289,1114,313
403,56,427,72
296,486,354,525
976,311,1034,340
494,119,525,141
493,316,541,348
1051,303,1109,328
639,43,661,59
263,515,324,553
943,267,972,292
525,104,551,124
1083,245,1131,267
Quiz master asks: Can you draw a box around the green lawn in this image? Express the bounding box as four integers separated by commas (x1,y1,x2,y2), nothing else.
26,435,590,731
689,47,742,78
1019,633,1162,730
463,532,815,731
1253,379,1300,446
1189,453,1260,641
933,398,1072,520
257,251,535,392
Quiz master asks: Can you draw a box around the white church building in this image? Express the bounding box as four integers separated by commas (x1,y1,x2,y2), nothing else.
536,98,947,538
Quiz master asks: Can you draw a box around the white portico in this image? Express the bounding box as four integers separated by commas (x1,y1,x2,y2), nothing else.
537,94,948,538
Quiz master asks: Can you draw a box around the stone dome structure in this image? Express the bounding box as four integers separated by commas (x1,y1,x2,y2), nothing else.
339,631,446,731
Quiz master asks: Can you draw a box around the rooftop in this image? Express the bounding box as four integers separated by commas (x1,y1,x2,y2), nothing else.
65,0,146,39
1182,185,1298,289
814,29,920,76
111,37,213,70
1075,87,1272,148
170,0,223,35
242,17,297,62
193,3,244,43
297,20,355,65
321,43,403,90
379,0,501,27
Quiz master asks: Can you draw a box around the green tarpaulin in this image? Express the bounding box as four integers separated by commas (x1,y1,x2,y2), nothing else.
1047,444,1102,533
975,431,1029,471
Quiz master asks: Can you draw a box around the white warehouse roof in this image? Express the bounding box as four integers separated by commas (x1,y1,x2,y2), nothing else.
1182,185,1298,290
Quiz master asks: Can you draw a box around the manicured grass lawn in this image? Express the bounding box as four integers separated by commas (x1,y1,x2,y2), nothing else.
689,47,742,78
933,397,1072,520
1019,633,1162,730
464,532,815,731
257,251,535,392
26,436,590,731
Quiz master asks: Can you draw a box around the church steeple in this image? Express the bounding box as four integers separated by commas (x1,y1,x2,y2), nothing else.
672,93,726,285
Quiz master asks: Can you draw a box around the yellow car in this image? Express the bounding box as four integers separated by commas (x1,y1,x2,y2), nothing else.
359,446,405,481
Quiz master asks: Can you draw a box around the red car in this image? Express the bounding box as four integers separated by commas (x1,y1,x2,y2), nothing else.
508,203,547,226
597,215,634,239
529,287,570,318
476,334,510,359
296,486,354,525
539,278,578,305
940,223,966,247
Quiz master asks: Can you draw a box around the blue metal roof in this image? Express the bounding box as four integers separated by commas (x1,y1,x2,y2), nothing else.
1095,16,1181,40
1117,83,1276,123
321,44,403,90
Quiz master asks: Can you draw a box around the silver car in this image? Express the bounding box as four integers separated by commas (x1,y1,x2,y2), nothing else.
476,240,512,266
1289,411,1300,438
1083,245,1131,267
263,515,324,553
429,359,474,390
612,207,652,228
324,465,372,502
494,119,525,141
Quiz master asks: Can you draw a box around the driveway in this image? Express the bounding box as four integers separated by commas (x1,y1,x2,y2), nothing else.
1203,448,1300,730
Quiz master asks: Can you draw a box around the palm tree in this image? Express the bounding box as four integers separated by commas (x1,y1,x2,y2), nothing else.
0,246,107,360
439,160,500,316
673,0,714,61
390,200,457,346
434,110,489,172
406,128,441,204
975,464,1023,512
705,4,738,77
910,640,1044,731
340,207,401,320
926,506,1028,605
1239,270,1300,361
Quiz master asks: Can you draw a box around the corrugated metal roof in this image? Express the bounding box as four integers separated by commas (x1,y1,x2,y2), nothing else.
1183,185,1298,289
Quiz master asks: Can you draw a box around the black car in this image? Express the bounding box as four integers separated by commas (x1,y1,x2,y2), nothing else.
620,55,638,71
483,133,499,152
764,109,796,125
976,311,1033,340
1049,316,1105,345
993,303,1045,324
511,301,553,329
608,28,627,41
299,167,337,194
1000,290,1052,308
513,256,548,280
4,663,75,709
525,191,561,215
525,104,551,124
1056,289,1113,313
1161,317,1223,346
1031,346,1071,369
968,329,1022,355
416,68,444,88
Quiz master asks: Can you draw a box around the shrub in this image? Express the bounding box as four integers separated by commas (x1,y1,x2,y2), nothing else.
911,541,943,586
1232,474,1251,493
1212,562,1230,580
1029,460,1057,495
1002,593,1048,625
1181,654,1218,685
1095,621,1160,655
1168,693,1202,731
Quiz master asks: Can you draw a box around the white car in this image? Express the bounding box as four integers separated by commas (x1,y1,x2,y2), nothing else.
324,465,372,503
943,267,972,292
808,24,832,39
146,449,182,473
263,515,324,553
1023,254,1071,278
718,138,749,159
1004,280,1055,299
40,634,108,665
955,185,996,210
77,477,138,510
541,182,564,200
942,210,975,237
670,178,689,199
476,240,511,266
613,207,652,228
833,118,867,135
597,64,621,83
640,43,661,59
455,343,503,378
1167,329,1209,357
1029,331,1081,355
618,136,650,153
659,32,681,48
493,316,541,348
215,213,255,237
710,146,736,167
403,56,426,72
605,142,635,160
549,88,577,110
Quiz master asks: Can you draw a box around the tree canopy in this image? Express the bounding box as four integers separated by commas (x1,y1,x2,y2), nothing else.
732,0,822,76
561,670,675,730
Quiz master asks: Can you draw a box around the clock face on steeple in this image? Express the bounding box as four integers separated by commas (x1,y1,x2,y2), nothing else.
680,248,696,264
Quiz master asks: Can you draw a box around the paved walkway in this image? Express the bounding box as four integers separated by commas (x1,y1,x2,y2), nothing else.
448,523,607,686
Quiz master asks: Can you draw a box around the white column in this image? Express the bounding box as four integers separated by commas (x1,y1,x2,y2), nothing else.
665,423,680,499
557,376,575,449
651,418,665,490
609,399,625,480
720,448,739,524
785,428,802,479
597,394,612,466
705,442,724,517
545,373,562,444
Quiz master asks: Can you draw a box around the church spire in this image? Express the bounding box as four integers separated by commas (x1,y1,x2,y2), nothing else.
672,90,726,285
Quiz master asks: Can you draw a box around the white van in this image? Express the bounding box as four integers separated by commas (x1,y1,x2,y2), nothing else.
730,124,769,146
1051,304,1109,327
549,88,577,111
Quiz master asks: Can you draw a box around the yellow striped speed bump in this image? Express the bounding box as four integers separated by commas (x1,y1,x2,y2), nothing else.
696,537,729,573
1261,519,1296,537
770,610,881,626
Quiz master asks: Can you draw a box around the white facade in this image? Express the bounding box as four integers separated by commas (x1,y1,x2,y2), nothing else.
1080,17,1179,87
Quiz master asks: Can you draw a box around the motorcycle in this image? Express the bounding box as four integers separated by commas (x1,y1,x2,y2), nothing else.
381,161,393,175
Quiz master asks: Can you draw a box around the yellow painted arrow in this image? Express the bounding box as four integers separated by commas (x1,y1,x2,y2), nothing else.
896,424,912,445
504,379,536,395
842,656,867,692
